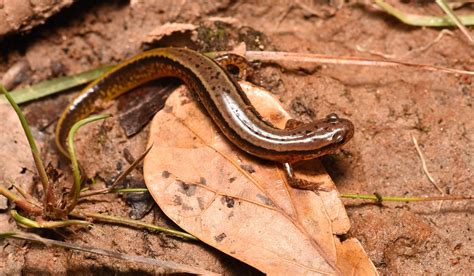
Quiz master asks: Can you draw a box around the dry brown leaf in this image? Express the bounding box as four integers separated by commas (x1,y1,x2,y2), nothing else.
144,22,197,44
336,238,378,275
144,81,376,274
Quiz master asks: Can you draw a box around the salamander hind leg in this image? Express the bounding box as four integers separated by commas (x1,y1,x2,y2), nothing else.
284,119,304,130
282,162,328,193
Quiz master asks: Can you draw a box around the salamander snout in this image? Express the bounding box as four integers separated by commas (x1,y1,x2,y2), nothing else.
333,131,345,143
331,117,354,145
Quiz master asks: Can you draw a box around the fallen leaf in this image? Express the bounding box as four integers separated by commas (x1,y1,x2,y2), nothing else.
336,238,378,275
144,81,376,274
144,22,197,44
118,80,179,137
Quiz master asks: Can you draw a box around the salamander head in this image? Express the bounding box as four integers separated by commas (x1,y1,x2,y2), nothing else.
323,113,354,145
296,113,354,160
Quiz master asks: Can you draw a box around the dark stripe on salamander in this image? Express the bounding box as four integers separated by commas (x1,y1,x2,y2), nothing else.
161,51,303,152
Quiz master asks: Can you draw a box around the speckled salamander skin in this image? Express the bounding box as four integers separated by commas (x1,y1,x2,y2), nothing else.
55,47,354,163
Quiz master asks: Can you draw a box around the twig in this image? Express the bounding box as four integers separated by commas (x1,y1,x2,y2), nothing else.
229,51,474,76
108,144,153,190
412,135,444,194
1,231,216,275
80,145,153,199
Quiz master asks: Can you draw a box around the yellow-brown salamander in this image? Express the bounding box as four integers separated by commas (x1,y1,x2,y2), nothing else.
56,48,354,187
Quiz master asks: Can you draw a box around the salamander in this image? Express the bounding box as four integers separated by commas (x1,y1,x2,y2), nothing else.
55,47,354,188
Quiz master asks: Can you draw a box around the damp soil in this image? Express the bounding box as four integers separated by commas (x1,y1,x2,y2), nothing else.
0,1,473,274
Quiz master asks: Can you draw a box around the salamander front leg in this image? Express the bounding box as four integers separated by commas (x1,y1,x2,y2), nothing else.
282,162,322,192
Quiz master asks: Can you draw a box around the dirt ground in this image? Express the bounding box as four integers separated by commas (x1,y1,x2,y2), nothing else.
0,0,473,274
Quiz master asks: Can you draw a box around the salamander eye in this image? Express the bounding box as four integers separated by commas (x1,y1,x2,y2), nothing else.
225,64,240,76
326,113,339,121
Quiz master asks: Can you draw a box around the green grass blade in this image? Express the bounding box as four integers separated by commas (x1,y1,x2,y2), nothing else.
67,114,111,212
375,0,474,27
0,65,114,105
0,84,50,199
11,210,90,228
435,0,473,43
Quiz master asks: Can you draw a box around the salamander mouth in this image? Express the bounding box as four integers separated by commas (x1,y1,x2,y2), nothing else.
334,119,354,145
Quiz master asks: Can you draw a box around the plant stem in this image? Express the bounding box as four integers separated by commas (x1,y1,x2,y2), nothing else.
0,84,51,207
435,0,473,44
340,193,472,203
12,184,42,208
80,145,152,199
113,188,149,193
72,211,197,240
66,114,111,212
0,186,43,215
11,210,89,228
0,186,20,202
1,231,216,274
375,0,474,26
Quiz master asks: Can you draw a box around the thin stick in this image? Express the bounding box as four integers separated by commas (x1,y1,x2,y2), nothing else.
1,231,216,275
238,51,474,76
108,144,153,191
80,145,153,199
412,135,444,194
